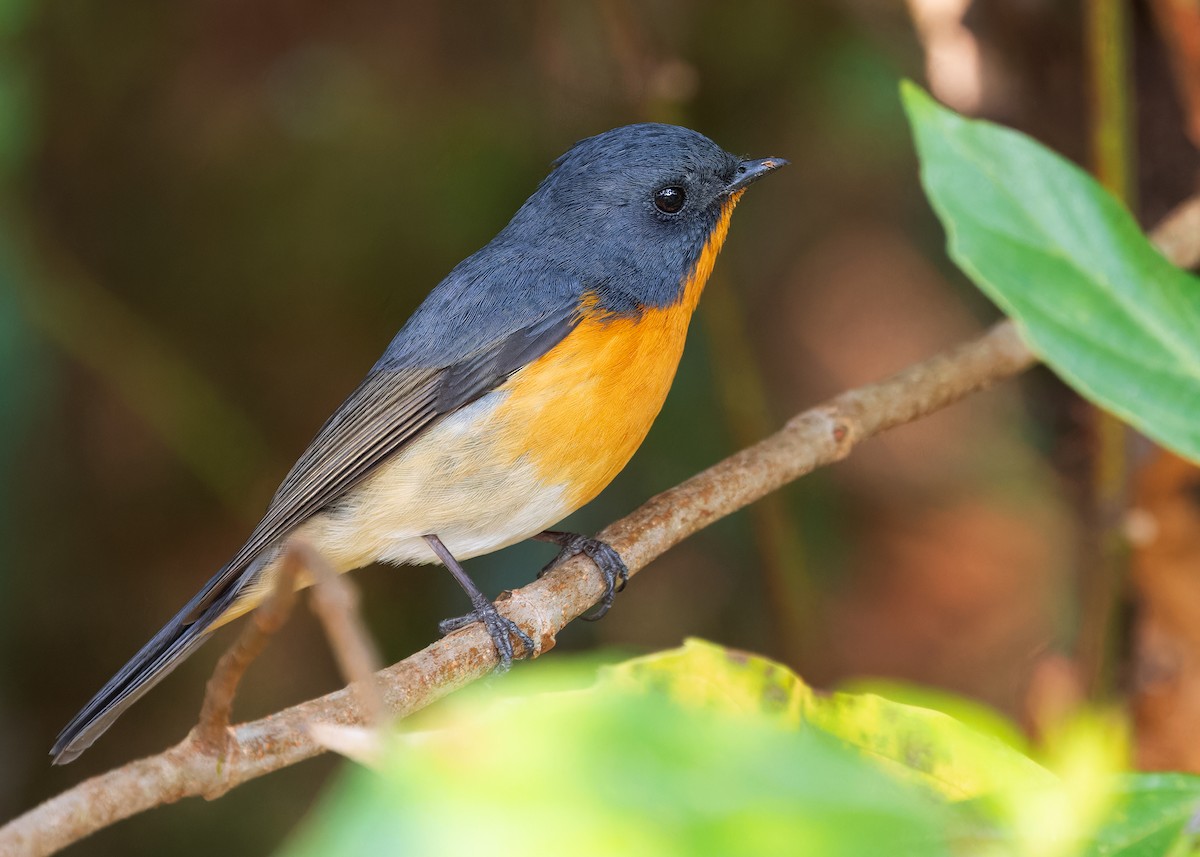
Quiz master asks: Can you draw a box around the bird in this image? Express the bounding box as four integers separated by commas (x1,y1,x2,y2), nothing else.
50,122,786,764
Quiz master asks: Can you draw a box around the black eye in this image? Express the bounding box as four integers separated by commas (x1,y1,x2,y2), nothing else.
654,186,686,214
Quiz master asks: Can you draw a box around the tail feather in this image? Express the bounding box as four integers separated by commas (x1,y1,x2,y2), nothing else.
50,570,250,765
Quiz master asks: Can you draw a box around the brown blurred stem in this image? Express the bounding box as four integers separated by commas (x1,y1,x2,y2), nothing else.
0,318,1040,857
1150,194,1200,271
298,541,386,726
703,276,814,663
1086,0,1136,205
1148,0,1200,150
1077,0,1136,696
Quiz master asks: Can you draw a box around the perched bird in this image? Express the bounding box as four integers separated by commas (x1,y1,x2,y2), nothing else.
51,123,786,764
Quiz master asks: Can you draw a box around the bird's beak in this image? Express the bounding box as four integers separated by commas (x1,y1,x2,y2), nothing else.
725,156,789,194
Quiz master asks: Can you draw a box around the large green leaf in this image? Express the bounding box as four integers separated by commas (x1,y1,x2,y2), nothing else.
281,645,950,857
902,82,1200,462
279,641,1200,856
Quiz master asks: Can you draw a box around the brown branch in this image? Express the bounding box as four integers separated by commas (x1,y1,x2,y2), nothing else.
1148,0,1200,152
7,192,1200,854
297,541,386,726
194,550,300,755
0,318,1037,857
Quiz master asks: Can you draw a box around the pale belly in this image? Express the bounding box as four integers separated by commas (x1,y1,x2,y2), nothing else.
293,392,574,569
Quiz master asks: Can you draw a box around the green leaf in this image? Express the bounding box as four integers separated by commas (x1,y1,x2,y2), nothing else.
1080,774,1200,857
901,81,1200,463
605,639,1052,802
280,641,1159,857
281,645,954,857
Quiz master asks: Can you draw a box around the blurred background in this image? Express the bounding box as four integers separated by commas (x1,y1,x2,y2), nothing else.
2,0,1198,853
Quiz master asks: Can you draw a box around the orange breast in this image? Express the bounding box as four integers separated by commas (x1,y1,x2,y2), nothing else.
488,191,742,510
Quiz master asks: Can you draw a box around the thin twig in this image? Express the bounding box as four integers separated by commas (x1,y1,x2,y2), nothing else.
297,541,387,726
193,548,301,755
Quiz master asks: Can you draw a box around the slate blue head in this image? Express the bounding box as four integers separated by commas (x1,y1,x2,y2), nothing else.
501,123,788,311
387,123,787,364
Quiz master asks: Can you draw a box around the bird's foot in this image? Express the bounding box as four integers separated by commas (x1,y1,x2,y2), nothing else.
424,533,534,673
438,600,535,674
536,531,628,621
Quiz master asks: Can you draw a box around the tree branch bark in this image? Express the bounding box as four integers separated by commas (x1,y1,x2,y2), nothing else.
193,549,300,756
0,317,1038,856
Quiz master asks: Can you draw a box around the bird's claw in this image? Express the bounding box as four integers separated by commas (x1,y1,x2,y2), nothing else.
538,533,629,621
438,601,535,673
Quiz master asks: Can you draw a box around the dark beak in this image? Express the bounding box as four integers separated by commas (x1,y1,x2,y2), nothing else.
726,156,789,194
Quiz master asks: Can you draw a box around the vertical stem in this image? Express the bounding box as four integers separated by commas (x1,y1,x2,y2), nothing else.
594,0,813,662
1077,0,1135,696
702,278,814,664
1087,0,1136,203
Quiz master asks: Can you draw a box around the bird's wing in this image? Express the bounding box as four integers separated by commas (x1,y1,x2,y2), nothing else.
190,306,579,618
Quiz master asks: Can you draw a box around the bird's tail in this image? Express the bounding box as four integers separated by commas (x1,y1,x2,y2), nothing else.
50,568,251,765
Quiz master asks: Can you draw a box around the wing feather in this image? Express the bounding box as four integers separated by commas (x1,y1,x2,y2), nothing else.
185,308,577,618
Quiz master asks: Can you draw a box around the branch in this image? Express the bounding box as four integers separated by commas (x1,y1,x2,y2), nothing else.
298,541,386,726
0,318,1037,856
193,549,300,756
9,180,1199,852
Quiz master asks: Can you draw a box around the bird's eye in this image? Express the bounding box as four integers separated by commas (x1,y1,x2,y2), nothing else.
654,186,686,214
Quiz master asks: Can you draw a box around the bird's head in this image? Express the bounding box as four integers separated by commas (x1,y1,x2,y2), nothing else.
504,123,787,311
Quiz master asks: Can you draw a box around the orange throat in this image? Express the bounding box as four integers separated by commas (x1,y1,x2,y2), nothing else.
490,191,744,510
678,189,742,312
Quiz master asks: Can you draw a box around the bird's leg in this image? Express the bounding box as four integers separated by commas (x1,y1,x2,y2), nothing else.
533,530,629,621
425,534,535,673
